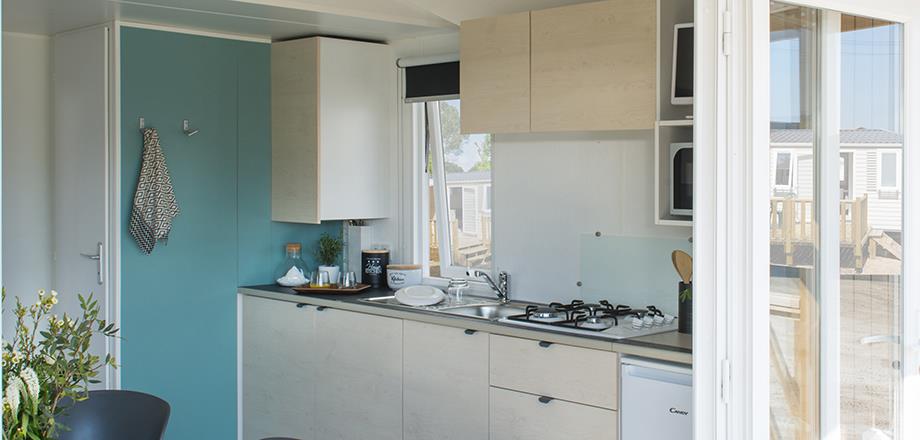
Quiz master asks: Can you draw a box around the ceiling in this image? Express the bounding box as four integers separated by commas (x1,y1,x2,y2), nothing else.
4,0,594,42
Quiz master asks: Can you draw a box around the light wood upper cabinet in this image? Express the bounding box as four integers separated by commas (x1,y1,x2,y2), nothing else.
459,0,656,133
531,0,656,132
404,322,489,440
272,37,394,224
460,11,531,134
241,296,315,440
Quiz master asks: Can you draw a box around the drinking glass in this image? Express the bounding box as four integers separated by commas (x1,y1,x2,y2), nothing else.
311,271,331,288
341,272,357,288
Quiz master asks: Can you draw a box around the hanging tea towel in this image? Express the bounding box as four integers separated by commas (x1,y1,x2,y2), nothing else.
129,128,179,254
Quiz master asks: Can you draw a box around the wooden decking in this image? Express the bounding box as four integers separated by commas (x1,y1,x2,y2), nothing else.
770,196,872,269
429,213,492,273
770,269,901,440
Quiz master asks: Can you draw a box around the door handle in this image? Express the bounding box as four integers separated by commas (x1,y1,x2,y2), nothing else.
859,335,900,345
80,242,104,285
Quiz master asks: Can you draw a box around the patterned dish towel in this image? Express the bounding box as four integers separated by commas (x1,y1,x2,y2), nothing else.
129,128,179,254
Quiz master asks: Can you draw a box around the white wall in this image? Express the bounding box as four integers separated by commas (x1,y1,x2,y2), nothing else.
492,131,690,304
2,32,54,310
344,31,461,274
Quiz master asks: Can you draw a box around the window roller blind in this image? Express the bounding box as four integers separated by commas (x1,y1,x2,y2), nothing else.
404,61,459,102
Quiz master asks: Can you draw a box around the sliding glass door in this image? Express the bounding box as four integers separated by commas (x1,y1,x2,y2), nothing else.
767,3,908,439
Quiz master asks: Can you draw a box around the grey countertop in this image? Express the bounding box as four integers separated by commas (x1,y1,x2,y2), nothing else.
239,284,692,364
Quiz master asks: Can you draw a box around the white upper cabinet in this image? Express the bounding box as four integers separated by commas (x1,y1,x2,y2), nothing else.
271,37,395,224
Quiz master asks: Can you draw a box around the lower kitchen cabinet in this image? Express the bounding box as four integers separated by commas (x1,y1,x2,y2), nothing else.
490,387,618,440
241,295,315,440
403,321,489,440
313,308,403,440
490,334,619,410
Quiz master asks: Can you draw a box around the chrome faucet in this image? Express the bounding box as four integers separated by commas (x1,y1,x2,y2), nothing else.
471,270,510,303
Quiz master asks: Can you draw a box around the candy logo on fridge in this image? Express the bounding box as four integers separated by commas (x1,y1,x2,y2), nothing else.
669,407,689,416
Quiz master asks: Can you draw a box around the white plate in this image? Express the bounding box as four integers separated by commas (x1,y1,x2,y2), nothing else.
395,285,445,307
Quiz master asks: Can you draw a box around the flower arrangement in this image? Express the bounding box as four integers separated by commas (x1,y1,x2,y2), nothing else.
2,289,119,439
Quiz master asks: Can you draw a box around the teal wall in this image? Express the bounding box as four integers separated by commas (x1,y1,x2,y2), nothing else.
121,28,339,439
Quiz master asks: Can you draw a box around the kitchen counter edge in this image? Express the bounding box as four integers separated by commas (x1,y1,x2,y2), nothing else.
238,285,692,365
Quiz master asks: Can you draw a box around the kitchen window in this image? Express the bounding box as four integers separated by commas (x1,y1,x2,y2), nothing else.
424,99,493,279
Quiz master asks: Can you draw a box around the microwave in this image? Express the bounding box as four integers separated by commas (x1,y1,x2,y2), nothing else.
670,143,693,216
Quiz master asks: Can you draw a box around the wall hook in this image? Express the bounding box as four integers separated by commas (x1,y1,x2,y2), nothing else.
139,117,146,130
183,119,199,137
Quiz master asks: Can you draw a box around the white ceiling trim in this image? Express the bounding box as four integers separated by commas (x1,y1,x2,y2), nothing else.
229,0,452,28
117,20,271,43
113,0,403,35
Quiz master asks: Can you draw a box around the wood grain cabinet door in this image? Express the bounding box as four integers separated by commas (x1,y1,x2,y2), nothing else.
313,308,403,440
490,387,618,440
403,321,489,440
531,0,656,132
460,11,532,134
241,296,316,440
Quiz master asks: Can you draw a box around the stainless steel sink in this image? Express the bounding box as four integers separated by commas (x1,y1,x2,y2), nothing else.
359,295,527,321
438,303,528,320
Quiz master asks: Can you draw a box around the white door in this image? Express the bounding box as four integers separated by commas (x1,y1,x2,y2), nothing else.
52,25,116,389
759,3,919,439
705,0,920,438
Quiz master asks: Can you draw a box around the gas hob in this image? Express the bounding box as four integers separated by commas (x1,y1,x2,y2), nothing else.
498,300,679,340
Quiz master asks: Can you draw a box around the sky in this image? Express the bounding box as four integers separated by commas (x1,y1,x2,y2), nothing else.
771,22,902,132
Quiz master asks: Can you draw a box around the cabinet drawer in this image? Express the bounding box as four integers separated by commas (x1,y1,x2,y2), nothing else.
490,335,618,409
490,387,617,440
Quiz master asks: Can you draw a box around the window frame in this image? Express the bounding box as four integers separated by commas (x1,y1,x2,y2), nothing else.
421,100,493,281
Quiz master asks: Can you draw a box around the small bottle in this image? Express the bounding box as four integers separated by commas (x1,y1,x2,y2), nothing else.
275,243,310,286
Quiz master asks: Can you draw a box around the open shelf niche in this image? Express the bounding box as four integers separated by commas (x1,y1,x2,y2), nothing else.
654,0,694,227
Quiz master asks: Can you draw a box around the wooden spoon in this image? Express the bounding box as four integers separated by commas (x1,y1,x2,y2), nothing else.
671,250,693,284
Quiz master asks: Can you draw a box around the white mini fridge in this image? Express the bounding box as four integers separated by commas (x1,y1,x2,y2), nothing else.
620,356,693,440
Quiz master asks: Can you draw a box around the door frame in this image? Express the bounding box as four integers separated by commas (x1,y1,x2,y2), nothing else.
698,0,920,438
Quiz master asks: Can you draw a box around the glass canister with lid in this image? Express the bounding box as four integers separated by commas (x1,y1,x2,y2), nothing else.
274,243,310,287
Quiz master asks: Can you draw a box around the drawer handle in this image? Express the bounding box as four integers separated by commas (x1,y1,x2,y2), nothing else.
464,329,477,335
538,396,554,404
316,306,328,311
295,303,309,309
538,341,553,348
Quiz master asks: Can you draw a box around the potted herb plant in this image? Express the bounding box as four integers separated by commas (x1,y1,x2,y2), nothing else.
2,289,119,439
315,232,344,285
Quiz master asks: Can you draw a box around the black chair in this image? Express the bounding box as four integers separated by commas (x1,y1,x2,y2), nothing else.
56,390,170,440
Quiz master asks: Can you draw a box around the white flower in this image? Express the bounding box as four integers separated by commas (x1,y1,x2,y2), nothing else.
50,290,57,297
38,289,45,297
10,350,22,365
19,367,39,399
4,377,22,414
43,354,56,365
